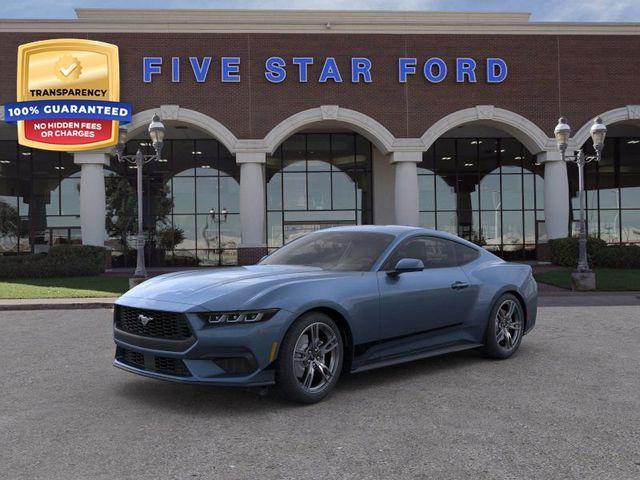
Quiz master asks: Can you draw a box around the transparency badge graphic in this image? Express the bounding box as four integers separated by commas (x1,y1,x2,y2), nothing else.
4,39,132,151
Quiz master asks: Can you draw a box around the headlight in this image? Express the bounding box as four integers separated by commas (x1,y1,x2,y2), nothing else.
198,309,279,326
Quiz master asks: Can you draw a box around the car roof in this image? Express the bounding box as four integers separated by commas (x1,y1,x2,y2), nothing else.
319,225,452,238
319,225,421,235
318,225,485,250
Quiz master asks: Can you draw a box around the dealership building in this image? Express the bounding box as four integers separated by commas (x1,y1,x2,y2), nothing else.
0,9,639,266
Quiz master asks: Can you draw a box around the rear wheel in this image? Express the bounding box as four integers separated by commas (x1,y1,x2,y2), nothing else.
482,294,524,359
276,312,343,404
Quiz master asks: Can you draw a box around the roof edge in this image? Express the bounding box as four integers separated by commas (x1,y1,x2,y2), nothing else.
73,8,533,24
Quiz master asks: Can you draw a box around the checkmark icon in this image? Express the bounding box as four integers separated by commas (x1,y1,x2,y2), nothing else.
59,62,78,77
54,55,82,82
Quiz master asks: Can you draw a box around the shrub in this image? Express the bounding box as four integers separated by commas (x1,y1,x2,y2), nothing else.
550,237,640,268
593,244,640,269
157,226,185,252
0,245,107,279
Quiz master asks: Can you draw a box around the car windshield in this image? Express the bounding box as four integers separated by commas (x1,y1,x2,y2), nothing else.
260,231,395,271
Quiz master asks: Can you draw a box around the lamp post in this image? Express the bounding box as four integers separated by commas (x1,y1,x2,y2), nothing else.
113,114,166,278
203,207,229,258
553,116,607,282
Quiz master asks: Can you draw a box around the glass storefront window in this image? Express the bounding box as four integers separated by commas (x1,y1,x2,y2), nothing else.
419,137,543,258
266,133,373,248
104,138,240,267
569,137,640,245
0,143,84,253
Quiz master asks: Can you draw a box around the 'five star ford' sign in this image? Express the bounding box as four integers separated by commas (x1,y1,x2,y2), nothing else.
4,39,132,151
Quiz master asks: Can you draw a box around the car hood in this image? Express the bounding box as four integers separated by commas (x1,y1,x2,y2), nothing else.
119,265,355,306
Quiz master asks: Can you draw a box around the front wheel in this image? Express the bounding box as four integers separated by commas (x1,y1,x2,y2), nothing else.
482,294,524,359
276,312,343,404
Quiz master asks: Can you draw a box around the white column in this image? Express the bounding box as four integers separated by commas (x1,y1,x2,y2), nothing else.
538,151,569,239
237,152,266,248
74,151,110,246
372,146,395,224
391,151,421,226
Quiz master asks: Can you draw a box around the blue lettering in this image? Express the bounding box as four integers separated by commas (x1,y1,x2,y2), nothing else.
351,57,372,83
221,57,241,83
319,57,342,83
143,57,162,83
265,56,287,83
171,57,180,83
189,57,211,83
398,58,417,83
456,58,477,83
424,58,447,83
292,57,314,82
487,58,508,83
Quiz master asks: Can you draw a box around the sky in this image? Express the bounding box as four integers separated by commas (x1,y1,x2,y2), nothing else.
1,0,639,22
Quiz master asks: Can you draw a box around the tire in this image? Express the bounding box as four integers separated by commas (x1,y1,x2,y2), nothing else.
481,293,525,360
276,312,344,404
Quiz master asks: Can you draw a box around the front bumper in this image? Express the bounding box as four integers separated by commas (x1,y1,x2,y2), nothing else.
113,298,293,387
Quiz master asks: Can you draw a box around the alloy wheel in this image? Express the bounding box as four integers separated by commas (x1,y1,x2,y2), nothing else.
495,299,523,351
292,322,341,393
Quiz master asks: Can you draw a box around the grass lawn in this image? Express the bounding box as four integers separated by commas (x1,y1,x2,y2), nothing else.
0,275,130,299
534,268,640,291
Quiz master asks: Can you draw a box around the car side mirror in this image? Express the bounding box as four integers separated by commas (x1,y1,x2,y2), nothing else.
388,258,424,275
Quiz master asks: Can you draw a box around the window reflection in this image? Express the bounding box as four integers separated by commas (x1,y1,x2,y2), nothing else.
266,133,373,248
0,143,82,253
569,137,640,245
419,137,543,258
107,138,241,267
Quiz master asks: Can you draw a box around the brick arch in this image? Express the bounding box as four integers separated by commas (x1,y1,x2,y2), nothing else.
572,105,640,148
127,105,239,154
420,105,553,155
263,105,397,155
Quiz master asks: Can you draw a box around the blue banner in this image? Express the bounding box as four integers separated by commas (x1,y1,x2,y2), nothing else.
4,100,132,123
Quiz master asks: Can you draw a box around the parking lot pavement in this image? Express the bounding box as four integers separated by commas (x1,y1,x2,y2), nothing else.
1,307,639,480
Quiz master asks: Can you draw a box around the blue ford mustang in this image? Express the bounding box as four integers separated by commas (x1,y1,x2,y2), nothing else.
113,226,537,403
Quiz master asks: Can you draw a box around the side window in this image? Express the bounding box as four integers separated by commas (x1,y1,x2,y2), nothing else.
382,236,457,270
421,237,457,269
453,242,480,266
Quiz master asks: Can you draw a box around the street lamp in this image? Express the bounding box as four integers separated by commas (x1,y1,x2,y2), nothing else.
113,114,166,278
553,116,607,276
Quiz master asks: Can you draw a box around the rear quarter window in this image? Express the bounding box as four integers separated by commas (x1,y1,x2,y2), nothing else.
454,242,480,266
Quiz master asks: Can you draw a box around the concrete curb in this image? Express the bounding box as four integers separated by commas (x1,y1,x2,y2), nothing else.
2,292,640,311
0,298,115,311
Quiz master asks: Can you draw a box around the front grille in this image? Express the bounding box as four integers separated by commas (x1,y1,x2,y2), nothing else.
115,306,191,340
116,347,191,377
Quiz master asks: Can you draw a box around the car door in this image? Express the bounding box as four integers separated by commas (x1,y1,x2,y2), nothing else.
377,235,475,341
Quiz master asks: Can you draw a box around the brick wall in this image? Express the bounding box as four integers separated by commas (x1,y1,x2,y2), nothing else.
1,32,639,140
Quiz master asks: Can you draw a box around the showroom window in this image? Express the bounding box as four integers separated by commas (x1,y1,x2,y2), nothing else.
266,133,373,250
0,141,81,254
569,137,640,244
418,137,544,259
108,138,240,267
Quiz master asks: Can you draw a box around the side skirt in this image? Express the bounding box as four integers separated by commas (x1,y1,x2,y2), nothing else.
350,341,484,374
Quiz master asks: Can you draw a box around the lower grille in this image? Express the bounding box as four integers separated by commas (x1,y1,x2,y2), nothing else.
121,349,145,369
116,347,191,377
214,356,257,375
154,356,190,377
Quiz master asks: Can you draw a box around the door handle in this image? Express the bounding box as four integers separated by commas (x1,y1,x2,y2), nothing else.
451,281,469,290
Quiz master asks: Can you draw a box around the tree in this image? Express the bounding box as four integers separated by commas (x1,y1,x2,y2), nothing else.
105,176,173,252
0,201,21,250
157,226,185,252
